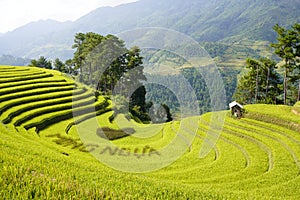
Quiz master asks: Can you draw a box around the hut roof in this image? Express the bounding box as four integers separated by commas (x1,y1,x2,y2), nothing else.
229,101,243,109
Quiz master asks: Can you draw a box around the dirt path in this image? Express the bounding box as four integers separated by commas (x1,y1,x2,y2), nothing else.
292,109,300,116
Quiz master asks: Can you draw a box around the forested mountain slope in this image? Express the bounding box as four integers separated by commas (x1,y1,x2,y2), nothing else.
0,0,299,59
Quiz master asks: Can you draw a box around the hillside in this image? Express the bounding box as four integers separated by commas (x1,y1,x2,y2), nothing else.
0,0,299,60
1,65,300,199
0,55,30,66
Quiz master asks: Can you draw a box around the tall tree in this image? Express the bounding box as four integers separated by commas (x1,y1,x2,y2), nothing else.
91,35,127,92
53,58,66,73
271,24,298,105
291,23,300,101
234,58,260,104
260,58,281,103
72,32,104,82
72,33,85,78
65,59,77,76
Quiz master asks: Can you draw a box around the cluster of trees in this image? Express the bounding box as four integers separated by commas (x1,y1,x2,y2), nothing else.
235,23,300,105
29,56,77,75
234,58,282,104
29,32,173,123
71,33,153,122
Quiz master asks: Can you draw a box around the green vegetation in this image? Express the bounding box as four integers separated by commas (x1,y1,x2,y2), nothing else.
29,56,52,69
235,23,300,105
71,33,153,123
271,23,300,104
234,57,282,104
145,67,238,115
1,65,300,199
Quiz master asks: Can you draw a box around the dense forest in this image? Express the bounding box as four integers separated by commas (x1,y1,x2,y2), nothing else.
145,67,239,116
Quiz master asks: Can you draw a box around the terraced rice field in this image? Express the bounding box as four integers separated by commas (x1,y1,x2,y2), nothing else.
0,66,110,134
1,65,300,199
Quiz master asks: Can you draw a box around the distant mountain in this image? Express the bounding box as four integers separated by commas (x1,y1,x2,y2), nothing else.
0,54,30,66
74,0,300,42
0,19,73,60
0,0,299,60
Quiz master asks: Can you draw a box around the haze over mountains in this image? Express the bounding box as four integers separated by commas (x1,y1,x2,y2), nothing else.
0,0,299,60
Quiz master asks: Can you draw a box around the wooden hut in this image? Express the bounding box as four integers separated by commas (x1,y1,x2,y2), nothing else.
229,101,244,118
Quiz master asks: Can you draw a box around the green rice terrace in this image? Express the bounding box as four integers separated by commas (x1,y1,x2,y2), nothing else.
1,65,300,199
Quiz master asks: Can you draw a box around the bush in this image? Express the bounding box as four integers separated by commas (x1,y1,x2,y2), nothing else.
96,127,135,140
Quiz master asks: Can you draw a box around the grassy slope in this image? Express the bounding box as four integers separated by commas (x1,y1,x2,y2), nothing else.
1,66,300,199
